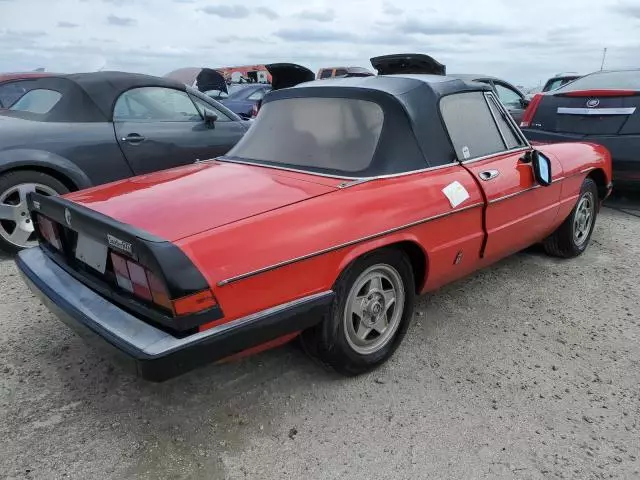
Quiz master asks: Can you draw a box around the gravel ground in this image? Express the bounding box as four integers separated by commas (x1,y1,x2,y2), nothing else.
1,204,639,480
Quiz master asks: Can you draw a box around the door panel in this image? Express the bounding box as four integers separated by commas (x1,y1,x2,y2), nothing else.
462,150,563,262
112,86,246,175
115,120,246,175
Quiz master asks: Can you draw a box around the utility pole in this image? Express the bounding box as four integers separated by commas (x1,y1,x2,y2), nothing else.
600,48,607,71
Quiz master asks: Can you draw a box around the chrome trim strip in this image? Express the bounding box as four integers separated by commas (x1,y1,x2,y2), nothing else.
217,157,466,186
484,92,508,148
557,107,636,115
581,167,595,174
217,201,485,286
460,146,531,165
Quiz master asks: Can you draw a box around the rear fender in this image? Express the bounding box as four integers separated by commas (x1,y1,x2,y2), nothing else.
335,232,428,290
0,148,92,189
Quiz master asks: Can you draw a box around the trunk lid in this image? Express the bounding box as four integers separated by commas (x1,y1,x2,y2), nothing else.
265,63,315,90
65,161,340,241
531,90,640,135
370,53,446,76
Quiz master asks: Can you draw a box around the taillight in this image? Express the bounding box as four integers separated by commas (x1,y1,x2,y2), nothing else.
520,93,543,128
251,103,259,118
110,252,215,316
37,215,62,250
560,89,636,97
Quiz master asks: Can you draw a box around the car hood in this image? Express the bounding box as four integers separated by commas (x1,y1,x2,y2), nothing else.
65,161,341,241
370,53,446,75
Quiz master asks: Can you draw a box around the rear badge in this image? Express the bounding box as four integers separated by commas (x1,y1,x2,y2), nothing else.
586,98,600,108
107,234,133,255
33,201,40,210
64,208,72,227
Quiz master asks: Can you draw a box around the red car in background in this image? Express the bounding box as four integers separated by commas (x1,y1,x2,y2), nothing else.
17,59,612,381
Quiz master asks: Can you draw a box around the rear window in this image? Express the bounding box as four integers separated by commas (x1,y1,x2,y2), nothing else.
9,89,62,114
319,69,333,79
226,97,384,173
556,70,640,91
0,82,28,108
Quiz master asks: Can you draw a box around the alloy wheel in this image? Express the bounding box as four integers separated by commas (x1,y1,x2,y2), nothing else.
343,263,406,355
0,183,58,249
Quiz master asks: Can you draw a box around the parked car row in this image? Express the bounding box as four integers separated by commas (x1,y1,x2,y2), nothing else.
6,52,615,383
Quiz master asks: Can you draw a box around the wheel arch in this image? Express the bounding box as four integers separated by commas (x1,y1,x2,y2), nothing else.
336,235,429,295
586,168,608,202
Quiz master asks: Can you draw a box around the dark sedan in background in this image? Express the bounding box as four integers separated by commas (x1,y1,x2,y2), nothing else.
219,84,272,118
0,71,248,252
521,69,640,188
448,74,530,124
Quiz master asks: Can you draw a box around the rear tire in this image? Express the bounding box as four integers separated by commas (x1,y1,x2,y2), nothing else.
300,248,416,375
543,177,598,258
0,170,69,254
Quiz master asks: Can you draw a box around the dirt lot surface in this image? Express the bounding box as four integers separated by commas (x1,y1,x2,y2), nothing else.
1,203,639,480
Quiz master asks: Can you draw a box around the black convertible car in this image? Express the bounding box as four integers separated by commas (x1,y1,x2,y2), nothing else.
0,71,249,252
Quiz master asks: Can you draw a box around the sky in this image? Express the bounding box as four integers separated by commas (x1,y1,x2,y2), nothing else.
0,0,639,88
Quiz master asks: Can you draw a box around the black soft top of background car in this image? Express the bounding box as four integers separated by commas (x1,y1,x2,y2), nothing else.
1,71,187,122
259,74,492,172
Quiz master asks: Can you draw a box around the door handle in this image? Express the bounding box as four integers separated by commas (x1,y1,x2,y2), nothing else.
122,134,145,144
479,169,500,181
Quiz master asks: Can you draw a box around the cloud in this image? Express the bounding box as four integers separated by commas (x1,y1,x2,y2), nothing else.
275,28,357,43
200,5,250,19
103,0,129,4
614,3,640,18
256,6,279,20
382,2,402,15
57,21,79,28
295,9,335,22
106,15,137,26
401,19,508,36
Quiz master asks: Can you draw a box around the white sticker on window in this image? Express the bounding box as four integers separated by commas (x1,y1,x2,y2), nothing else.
462,146,470,159
442,181,470,208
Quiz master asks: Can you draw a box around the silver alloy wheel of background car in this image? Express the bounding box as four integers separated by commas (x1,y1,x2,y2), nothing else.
0,183,58,249
344,263,405,355
573,191,595,247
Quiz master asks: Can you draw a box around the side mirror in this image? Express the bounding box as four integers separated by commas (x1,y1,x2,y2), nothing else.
203,110,218,127
531,150,552,186
521,98,530,108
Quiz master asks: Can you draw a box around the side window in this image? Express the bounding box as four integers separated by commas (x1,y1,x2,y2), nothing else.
247,89,266,101
9,89,62,114
0,82,28,108
494,84,523,109
486,93,525,150
189,95,231,122
319,69,333,79
334,68,347,77
113,87,201,122
441,92,506,160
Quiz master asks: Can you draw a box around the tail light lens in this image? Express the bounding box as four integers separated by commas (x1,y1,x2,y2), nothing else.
110,252,215,316
251,103,259,118
520,93,543,128
37,215,62,250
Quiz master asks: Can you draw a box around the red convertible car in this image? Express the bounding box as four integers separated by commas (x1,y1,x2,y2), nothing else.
17,71,612,381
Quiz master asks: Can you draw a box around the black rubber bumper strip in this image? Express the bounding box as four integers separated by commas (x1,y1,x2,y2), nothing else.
16,247,335,382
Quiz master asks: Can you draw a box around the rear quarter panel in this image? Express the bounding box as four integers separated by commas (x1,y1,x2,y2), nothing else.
177,166,486,329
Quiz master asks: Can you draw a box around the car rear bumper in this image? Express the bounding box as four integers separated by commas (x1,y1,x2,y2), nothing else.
16,247,334,382
523,129,640,185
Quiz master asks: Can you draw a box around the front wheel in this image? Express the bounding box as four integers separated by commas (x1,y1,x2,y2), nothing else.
0,171,69,254
300,248,416,375
543,177,598,258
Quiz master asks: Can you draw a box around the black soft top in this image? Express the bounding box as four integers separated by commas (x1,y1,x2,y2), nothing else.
259,74,492,174
1,71,187,122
